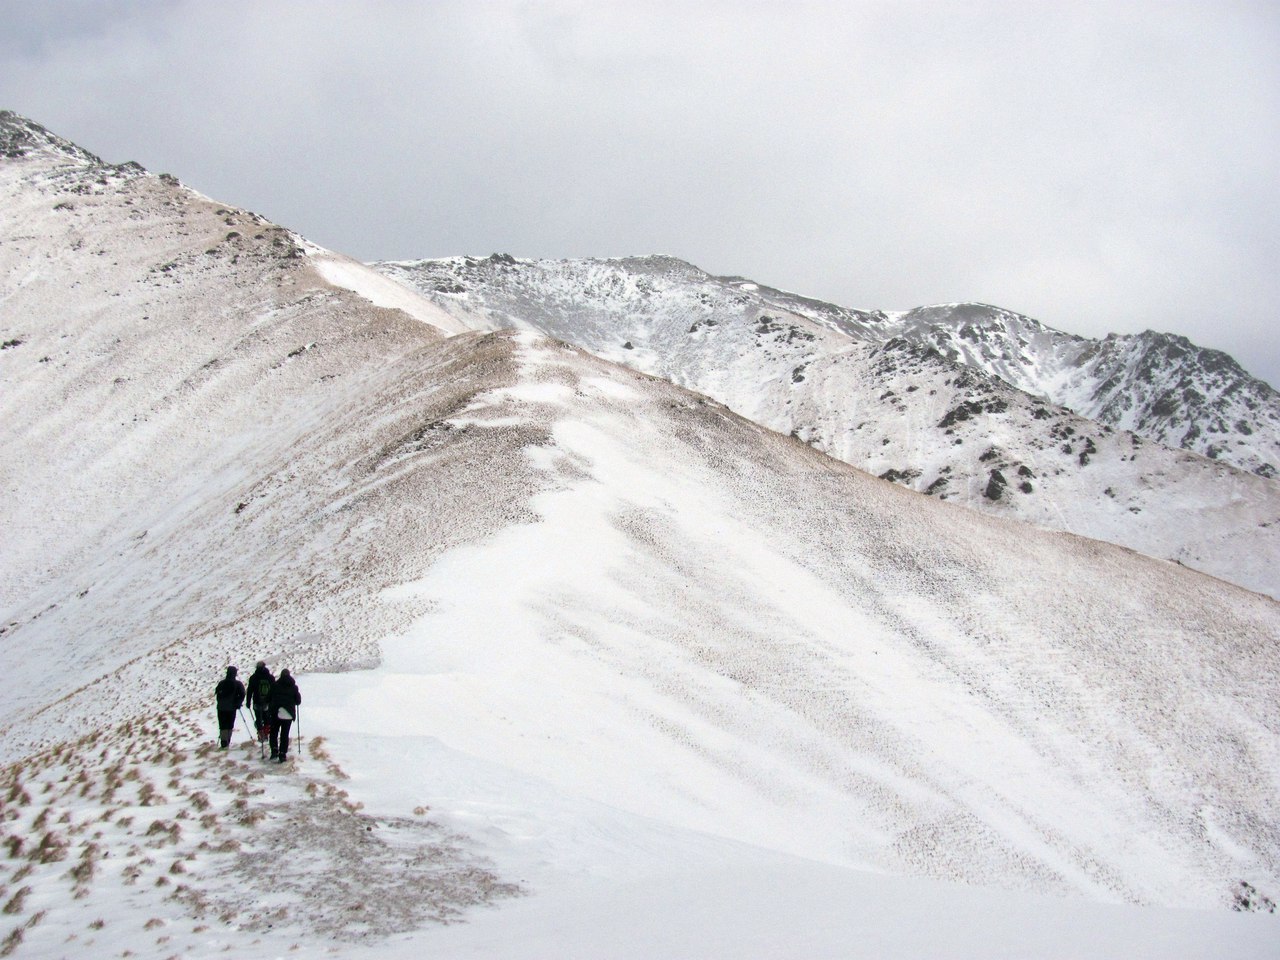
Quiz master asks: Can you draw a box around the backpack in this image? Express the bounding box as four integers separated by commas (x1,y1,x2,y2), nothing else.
216,679,242,711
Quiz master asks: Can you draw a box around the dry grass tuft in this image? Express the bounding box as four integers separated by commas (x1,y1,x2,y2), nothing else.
5,789,28,810
0,927,23,957
67,858,95,884
138,782,166,806
1,887,29,915
32,831,68,863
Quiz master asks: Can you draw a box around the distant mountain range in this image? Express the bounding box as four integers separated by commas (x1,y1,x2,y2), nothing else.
872,301,1279,478
374,254,1280,597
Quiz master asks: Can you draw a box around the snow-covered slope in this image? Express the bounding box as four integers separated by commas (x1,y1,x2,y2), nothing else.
2,114,1279,957
374,255,1280,598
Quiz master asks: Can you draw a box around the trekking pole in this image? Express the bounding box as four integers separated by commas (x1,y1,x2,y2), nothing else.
238,707,254,744
296,705,302,758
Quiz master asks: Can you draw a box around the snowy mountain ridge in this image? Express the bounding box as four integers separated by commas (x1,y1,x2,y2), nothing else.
2,112,1279,957
375,252,1280,478
375,254,1280,598
0,108,108,167
883,301,1280,477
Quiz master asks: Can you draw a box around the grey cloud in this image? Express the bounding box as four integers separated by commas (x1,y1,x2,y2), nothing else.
2,0,1278,386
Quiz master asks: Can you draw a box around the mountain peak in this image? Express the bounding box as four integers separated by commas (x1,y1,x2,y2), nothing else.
900,301,1069,338
0,110,104,166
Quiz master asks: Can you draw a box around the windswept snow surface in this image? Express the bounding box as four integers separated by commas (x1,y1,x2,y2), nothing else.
376,255,1280,598
310,247,482,336
295,738,1280,960
300,332,1280,956
2,113,1279,957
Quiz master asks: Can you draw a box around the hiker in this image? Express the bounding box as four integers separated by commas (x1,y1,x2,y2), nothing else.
245,660,275,743
268,668,302,763
214,666,245,749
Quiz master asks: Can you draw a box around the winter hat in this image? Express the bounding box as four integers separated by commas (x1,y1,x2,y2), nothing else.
279,669,292,681
255,660,266,670
226,666,237,677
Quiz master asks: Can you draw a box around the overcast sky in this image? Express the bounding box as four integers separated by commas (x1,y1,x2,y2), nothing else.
3,0,1278,385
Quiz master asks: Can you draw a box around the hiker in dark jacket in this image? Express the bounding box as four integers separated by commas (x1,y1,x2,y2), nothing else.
245,661,275,743
268,668,301,763
214,666,245,749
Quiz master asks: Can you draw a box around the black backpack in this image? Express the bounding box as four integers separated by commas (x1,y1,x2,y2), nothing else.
216,679,242,711
252,674,273,705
